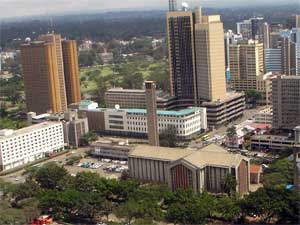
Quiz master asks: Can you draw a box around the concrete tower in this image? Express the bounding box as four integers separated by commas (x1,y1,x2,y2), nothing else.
145,81,159,146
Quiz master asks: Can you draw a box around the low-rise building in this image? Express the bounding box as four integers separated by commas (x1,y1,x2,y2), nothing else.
254,107,273,125
251,134,294,151
81,107,207,140
129,144,250,195
201,92,245,128
0,122,64,171
90,141,132,160
250,164,263,184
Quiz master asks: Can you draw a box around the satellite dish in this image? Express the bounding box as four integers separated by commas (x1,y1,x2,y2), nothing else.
182,2,189,10
25,37,31,43
115,104,120,110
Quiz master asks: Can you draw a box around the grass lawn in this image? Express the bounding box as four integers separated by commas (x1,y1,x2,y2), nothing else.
0,201,29,224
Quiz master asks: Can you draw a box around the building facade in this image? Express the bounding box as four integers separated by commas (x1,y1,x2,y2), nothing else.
264,48,282,73
62,40,81,104
21,34,81,113
272,76,300,130
81,107,207,140
129,144,250,195
0,122,64,171
167,10,196,100
194,15,227,102
229,40,264,91
201,92,245,128
90,141,131,160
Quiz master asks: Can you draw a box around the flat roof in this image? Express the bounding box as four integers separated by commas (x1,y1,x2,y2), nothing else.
201,92,244,106
0,122,61,140
106,88,145,93
127,107,202,116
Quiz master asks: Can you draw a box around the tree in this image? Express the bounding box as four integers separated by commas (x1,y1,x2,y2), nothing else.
80,131,98,146
159,125,178,147
122,72,144,89
245,89,262,108
226,126,238,148
263,159,294,188
115,200,143,224
31,162,68,189
213,196,241,222
222,174,237,196
100,200,113,221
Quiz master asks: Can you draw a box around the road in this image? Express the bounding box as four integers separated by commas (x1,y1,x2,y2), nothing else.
189,107,264,149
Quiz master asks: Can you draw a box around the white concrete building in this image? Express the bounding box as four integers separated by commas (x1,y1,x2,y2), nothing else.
100,107,207,140
254,107,273,125
0,122,64,171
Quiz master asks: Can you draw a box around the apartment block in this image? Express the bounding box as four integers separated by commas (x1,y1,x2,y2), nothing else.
0,122,64,171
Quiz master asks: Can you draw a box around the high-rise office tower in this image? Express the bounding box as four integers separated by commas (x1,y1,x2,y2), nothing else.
262,22,270,49
280,36,297,75
166,10,196,100
272,76,300,130
21,41,62,113
237,19,252,40
251,17,264,40
264,48,282,73
62,40,81,104
38,34,68,111
168,0,177,12
21,34,81,113
145,81,159,146
224,30,243,70
194,15,226,102
229,40,264,91
296,15,300,28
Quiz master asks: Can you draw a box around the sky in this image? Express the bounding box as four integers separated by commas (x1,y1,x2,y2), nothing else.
1,0,299,19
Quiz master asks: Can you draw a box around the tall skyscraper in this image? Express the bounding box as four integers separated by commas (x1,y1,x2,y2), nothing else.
237,19,252,40
272,76,300,130
145,81,159,146
296,15,300,28
262,22,270,49
166,10,196,100
264,48,282,73
62,40,81,104
21,41,62,113
229,40,264,91
280,36,297,75
38,34,68,111
168,0,177,12
194,15,226,102
21,34,81,113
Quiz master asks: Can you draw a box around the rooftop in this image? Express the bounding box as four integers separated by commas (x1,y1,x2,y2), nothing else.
201,92,245,106
250,164,262,174
130,144,247,168
127,107,203,116
0,122,61,140
107,88,145,93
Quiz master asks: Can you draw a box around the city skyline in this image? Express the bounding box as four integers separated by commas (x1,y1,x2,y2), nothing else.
0,0,299,19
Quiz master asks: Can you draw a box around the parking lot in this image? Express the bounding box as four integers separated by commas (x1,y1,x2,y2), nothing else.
64,157,127,179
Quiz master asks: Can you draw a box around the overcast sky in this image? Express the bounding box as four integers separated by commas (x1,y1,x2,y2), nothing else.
1,0,299,19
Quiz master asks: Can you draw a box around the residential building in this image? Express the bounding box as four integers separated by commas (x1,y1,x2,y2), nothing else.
229,40,264,91
254,107,273,125
145,81,159,146
201,92,245,128
0,122,64,171
90,141,132,160
166,10,196,100
80,107,207,140
194,15,226,102
272,76,300,130
62,40,81,104
128,144,250,195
